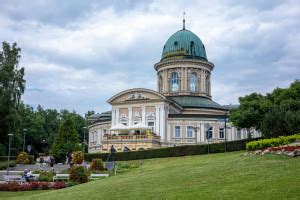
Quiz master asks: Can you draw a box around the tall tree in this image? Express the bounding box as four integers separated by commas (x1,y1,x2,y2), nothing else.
0,42,25,147
51,117,79,161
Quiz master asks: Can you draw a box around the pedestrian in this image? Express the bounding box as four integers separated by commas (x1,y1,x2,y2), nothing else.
50,156,55,172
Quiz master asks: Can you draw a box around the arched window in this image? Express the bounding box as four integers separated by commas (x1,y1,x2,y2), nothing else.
189,73,197,92
206,74,210,94
171,72,179,92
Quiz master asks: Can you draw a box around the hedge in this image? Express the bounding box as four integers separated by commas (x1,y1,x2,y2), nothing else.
246,133,300,151
85,139,256,162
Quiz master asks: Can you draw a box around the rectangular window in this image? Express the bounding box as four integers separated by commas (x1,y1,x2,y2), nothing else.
237,128,241,140
175,126,181,138
148,121,155,132
219,128,224,139
187,126,194,138
206,127,213,139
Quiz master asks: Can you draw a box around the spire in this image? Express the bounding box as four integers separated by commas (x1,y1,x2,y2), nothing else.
183,11,186,30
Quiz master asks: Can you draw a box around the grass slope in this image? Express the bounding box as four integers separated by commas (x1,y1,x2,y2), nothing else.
1,151,299,200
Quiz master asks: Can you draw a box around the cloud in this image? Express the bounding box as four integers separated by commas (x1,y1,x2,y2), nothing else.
0,0,299,114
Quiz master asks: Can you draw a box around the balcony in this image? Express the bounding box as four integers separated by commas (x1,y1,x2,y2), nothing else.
103,134,160,143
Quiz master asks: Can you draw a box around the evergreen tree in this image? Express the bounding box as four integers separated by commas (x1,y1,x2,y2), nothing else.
51,117,79,161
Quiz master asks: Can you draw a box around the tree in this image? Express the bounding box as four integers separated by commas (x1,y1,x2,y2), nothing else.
231,80,300,138
230,93,271,138
51,117,79,161
0,42,25,148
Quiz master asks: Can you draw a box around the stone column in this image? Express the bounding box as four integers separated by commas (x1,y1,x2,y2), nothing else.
155,106,160,135
196,124,201,143
111,108,115,126
128,107,133,126
116,108,119,125
97,129,101,145
159,105,165,141
142,106,146,125
200,123,205,143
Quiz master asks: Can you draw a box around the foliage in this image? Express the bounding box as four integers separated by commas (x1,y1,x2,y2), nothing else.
66,181,79,187
85,139,255,161
0,144,6,156
0,181,66,191
260,108,300,138
0,42,26,150
51,117,79,161
246,134,300,151
69,166,89,183
4,152,300,199
38,171,55,182
90,159,104,171
16,151,29,164
72,151,84,164
230,80,300,138
0,160,16,170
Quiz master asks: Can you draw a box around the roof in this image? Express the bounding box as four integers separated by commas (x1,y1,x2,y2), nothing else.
167,96,226,110
161,29,207,61
222,104,239,110
88,111,112,122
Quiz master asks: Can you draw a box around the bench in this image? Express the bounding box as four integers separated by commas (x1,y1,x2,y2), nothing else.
53,174,69,182
3,175,26,183
89,173,109,180
29,174,40,181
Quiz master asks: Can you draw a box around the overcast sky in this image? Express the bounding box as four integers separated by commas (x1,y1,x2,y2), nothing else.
1,0,299,115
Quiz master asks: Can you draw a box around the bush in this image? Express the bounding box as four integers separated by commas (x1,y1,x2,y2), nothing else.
39,171,55,182
69,166,89,183
246,133,300,151
90,159,104,171
85,139,256,162
0,161,16,170
16,152,30,164
0,144,6,156
0,181,66,191
72,151,84,164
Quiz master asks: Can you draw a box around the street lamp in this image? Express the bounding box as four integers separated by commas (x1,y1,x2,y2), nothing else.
23,128,27,152
83,126,88,153
6,133,13,176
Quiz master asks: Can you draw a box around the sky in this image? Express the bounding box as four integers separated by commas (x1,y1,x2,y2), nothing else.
0,0,299,115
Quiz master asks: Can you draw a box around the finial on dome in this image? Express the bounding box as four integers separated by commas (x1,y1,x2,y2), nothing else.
183,11,186,30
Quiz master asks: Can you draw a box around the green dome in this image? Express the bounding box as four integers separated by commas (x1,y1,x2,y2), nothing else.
161,29,207,61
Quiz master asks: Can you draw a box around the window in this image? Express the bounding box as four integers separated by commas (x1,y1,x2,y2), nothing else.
187,126,194,138
237,128,241,140
219,128,224,139
206,127,213,139
174,126,181,138
148,121,155,132
206,74,210,94
189,73,197,92
171,72,179,92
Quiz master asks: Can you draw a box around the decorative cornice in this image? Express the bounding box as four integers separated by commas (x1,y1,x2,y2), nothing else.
154,59,214,71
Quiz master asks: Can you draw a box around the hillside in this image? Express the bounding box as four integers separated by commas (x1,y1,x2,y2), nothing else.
1,151,300,199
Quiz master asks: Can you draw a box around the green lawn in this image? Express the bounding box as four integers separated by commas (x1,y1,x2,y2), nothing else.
1,151,299,199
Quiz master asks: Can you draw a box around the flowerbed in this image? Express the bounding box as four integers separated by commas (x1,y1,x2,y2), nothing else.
246,134,300,151
247,145,300,157
0,181,66,191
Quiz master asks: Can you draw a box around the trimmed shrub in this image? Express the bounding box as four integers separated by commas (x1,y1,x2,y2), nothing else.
246,133,300,151
85,139,255,162
90,158,104,171
39,171,55,182
72,151,84,164
16,152,30,164
69,165,89,183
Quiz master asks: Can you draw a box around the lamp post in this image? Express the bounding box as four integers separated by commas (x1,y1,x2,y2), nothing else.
23,128,27,152
6,133,13,176
83,126,88,153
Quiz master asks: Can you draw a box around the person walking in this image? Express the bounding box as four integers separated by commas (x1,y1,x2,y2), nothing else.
50,156,55,172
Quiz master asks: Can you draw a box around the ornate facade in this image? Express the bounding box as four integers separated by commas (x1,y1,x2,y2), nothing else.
88,21,261,153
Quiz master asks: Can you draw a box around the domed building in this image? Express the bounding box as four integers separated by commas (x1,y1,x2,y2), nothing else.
88,19,261,153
